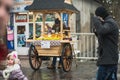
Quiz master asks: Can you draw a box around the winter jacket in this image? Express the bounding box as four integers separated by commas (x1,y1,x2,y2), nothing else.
9,68,28,80
0,64,28,80
93,15,119,66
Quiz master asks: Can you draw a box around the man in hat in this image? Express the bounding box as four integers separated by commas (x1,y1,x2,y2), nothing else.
52,18,61,33
0,0,13,60
47,18,62,69
93,6,119,80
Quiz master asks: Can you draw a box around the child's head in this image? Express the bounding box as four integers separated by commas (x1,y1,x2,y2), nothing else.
7,55,15,66
6,51,18,66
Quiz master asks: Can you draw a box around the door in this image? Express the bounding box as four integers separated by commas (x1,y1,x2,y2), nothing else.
14,23,29,55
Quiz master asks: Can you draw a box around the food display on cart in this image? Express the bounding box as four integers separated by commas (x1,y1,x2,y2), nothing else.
36,33,62,40
25,0,78,72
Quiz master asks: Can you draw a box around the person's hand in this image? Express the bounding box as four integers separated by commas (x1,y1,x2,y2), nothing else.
98,16,104,22
92,16,101,26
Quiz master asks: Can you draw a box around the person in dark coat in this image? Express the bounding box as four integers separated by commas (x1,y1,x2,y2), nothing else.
93,6,119,80
0,0,13,61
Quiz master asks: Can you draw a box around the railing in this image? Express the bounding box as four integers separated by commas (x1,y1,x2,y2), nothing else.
71,33,98,60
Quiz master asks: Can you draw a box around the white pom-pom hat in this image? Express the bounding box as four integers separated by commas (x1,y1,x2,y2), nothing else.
7,51,18,59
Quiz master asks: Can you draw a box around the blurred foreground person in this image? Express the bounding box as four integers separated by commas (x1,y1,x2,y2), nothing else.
0,0,13,61
93,6,119,80
0,51,28,80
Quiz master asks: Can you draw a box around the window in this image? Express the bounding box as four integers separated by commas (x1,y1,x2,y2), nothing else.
17,25,26,47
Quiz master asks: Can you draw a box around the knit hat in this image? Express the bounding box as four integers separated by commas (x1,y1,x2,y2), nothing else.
7,51,18,59
95,6,109,19
55,18,60,24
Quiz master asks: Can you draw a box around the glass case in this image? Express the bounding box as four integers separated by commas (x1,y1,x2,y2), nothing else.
28,13,55,40
28,23,42,39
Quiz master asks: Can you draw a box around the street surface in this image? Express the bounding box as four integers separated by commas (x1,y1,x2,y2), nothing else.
21,59,120,80
1,59,120,80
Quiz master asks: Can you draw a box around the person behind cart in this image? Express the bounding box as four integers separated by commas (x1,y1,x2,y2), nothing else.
47,18,62,69
52,18,61,33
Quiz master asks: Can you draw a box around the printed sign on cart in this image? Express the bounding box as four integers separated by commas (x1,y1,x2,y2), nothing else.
41,41,50,48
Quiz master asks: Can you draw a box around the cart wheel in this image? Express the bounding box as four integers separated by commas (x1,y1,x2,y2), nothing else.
29,45,42,70
62,43,73,72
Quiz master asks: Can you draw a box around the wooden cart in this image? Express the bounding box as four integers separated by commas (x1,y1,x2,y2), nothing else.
25,0,78,72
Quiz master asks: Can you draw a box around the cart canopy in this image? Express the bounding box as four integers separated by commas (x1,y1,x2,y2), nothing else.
25,0,79,13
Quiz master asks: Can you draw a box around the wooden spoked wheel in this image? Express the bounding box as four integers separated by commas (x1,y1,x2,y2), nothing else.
29,45,42,70
62,43,73,72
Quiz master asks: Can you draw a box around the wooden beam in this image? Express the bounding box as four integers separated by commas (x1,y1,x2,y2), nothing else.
68,13,72,27
29,9,76,14
33,12,36,40
68,13,72,37
42,13,46,35
27,12,29,23
59,13,63,40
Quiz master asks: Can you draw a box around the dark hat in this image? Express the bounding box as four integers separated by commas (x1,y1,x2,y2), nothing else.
55,18,60,24
95,6,109,19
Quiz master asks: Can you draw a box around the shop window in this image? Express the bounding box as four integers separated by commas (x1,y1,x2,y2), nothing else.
17,26,26,47
17,26,25,34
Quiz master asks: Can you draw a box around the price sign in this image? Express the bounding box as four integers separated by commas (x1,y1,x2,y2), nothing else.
41,41,50,48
